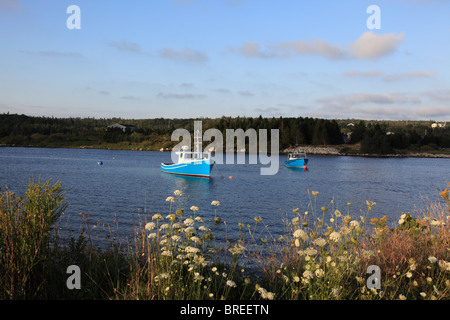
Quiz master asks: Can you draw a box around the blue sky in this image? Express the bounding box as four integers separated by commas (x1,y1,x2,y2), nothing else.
0,0,449,120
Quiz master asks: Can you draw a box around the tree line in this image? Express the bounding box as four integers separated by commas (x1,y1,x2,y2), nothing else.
1,113,449,154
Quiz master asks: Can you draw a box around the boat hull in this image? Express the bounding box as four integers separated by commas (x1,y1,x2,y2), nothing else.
284,158,308,168
161,159,213,178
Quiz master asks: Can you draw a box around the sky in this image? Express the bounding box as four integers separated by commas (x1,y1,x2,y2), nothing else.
0,0,449,121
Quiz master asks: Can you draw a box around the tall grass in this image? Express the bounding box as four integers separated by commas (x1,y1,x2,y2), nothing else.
1,178,449,300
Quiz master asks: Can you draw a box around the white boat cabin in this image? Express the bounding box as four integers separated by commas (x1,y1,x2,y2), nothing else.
288,152,307,160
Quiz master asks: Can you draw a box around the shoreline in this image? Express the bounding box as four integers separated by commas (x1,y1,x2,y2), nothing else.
2,143,450,159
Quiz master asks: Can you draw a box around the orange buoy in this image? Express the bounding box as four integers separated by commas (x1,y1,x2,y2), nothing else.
228,176,233,179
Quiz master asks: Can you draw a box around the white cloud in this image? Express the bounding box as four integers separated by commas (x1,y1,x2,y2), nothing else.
231,31,404,61
343,69,382,78
157,92,206,99
348,31,405,60
383,70,436,81
107,41,142,54
317,92,421,107
158,48,208,63
0,0,23,13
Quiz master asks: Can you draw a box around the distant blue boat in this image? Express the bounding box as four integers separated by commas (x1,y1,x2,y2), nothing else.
161,130,214,178
284,152,308,168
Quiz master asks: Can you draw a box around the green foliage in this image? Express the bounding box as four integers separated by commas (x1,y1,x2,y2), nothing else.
0,177,67,299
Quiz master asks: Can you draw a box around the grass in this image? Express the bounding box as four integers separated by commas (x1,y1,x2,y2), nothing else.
1,179,449,300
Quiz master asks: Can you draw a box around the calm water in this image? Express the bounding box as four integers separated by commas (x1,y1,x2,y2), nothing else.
0,147,449,242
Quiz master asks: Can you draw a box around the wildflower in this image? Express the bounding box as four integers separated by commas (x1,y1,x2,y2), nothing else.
350,220,360,228
399,218,405,225
166,196,175,202
366,200,376,210
428,256,437,264
211,267,217,272
315,269,325,278
194,273,204,282
439,188,448,200
305,247,318,256
313,238,327,247
228,244,246,255
254,216,262,224
194,216,204,222
399,294,407,300
438,260,450,271
293,208,300,213
176,209,184,217
174,190,183,196
184,218,195,226
302,270,314,280
185,226,196,234
334,210,341,217
406,272,412,278
166,214,177,222
161,250,172,257
199,226,210,232
152,213,163,221
185,246,200,254
190,236,201,243
171,235,181,242
258,287,274,300
293,229,308,241
226,280,237,288
332,288,339,298
145,222,155,230
190,205,199,212
211,200,220,206
292,217,299,226
293,276,300,283
329,231,341,243
147,232,157,239
312,191,319,197
420,292,427,298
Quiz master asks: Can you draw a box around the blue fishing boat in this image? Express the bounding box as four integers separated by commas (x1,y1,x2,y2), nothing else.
284,152,308,168
161,130,214,178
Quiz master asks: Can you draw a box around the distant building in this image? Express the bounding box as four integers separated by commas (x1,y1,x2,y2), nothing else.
431,122,446,129
107,123,137,132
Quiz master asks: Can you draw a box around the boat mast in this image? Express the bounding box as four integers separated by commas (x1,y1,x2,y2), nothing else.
194,129,202,159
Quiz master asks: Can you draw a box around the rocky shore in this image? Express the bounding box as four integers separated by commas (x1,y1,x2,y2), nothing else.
283,145,450,158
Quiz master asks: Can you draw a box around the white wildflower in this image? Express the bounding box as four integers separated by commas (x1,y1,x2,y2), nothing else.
211,200,220,206
305,247,318,256
226,280,237,288
302,270,314,280
174,190,183,196
293,229,309,240
185,246,200,254
145,222,155,231
152,213,163,221
313,237,327,247
315,269,325,278
166,196,175,202
329,231,341,242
